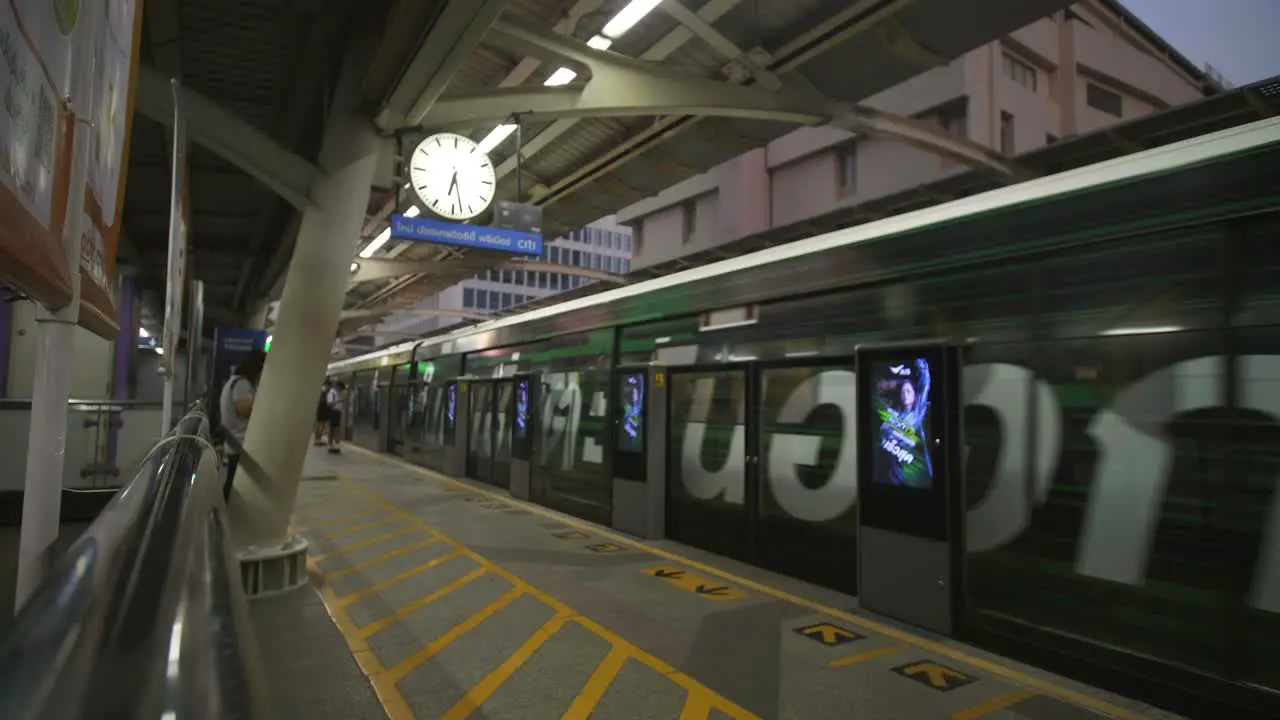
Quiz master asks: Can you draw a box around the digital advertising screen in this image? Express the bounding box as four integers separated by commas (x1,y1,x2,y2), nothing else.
445,383,458,429
868,358,935,490
514,379,530,443
617,372,645,454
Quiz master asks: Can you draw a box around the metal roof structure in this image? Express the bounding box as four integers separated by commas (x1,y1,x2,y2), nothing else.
119,0,1083,337
331,74,1280,359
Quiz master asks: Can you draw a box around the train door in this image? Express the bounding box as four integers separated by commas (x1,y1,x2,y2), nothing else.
665,364,755,563
465,379,513,488
751,357,860,594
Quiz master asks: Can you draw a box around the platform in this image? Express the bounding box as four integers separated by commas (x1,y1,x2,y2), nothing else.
254,446,1186,720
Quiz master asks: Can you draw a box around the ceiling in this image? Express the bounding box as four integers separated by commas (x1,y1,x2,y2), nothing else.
117,0,1078,340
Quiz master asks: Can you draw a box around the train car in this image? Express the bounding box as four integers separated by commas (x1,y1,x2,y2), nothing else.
330,118,1280,714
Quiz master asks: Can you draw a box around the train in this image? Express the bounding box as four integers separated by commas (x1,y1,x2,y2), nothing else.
329,118,1280,715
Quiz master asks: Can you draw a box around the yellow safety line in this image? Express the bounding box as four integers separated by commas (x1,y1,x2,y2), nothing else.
336,472,759,720
439,612,575,720
562,645,630,719
296,503,385,527
829,644,908,667
316,514,403,539
343,445,1153,720
379,585,526,685
679,689,714,720
951,689,1037,720
336,549,463,607
357,567,489,639
324,537,443,582
310,526,420,564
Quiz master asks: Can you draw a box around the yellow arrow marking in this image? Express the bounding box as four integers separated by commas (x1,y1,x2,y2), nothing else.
896,661,974,691
644,567,747,601
796,623,862,646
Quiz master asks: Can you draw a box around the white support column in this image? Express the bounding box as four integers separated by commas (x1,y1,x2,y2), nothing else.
228,42,383,555
15,103,92,610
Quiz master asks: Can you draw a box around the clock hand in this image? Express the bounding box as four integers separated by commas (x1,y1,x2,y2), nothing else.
447,171,458,197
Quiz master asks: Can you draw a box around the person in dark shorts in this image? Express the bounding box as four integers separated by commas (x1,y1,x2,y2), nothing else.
326,381,346,454
314,379,332,446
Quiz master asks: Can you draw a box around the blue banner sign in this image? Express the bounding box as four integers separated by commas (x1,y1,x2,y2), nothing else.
210,328,268,401
390,214,543,257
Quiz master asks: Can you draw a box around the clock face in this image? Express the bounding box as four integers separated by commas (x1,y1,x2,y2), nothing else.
409,133,497,221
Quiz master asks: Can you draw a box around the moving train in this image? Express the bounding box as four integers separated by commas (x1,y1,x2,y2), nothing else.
329,119,1280,715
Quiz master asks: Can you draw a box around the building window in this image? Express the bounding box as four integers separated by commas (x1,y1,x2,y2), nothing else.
935,99,968,138
501,293,512,309
571,249,581,266
463,287,475,308
1002,53,1038,91
1000,111,1015,155
682,201,697,243
622,234,631,253
1086,82,1123,117
538,272,547,288
837,145,856,196
476,291,488,310
550,274,560,290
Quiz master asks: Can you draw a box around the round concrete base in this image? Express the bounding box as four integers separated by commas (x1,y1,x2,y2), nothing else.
238,534,310,598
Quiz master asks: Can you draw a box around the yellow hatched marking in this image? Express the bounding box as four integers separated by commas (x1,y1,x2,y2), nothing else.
439,613,574,720
562,645,630,719
951,689,1037,720
376,585,525,684
323,536,440,581
335,549,462,607
315,514,401,539
345,445,1154,720
310,526,419,563
356,567,488,639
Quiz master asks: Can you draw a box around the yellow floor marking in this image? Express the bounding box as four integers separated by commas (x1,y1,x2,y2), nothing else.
316,514,402,539
379,585,526,682
310,525,421,563
951,689,1037,720
679,689,714,720
562,645,630,719
296,504,384,527
644,566,747,601
336,549,463,607
345,445,1151,720
333,471,759,720
829,644,908,667
357,567,489,639
323,537,441,582
440,613,575,720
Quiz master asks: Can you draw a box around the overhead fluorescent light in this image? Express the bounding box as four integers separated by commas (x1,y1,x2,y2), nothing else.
727,354,758,362
586,35,612,50
404,205,421,218
478,124,517,153
654,336,672,344
785,350,819,358
359,227,392,258
155,347,164,355
544,68,578,86
1100,325,1184,336
138,327,149,338
602,0,662,39
350,262,359,273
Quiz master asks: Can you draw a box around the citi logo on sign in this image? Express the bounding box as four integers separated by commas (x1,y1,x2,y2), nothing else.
516,237,539,251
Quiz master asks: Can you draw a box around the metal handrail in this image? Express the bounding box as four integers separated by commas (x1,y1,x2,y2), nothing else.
0,406,273,718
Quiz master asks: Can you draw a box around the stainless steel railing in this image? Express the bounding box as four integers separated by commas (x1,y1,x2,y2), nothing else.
0,406,273,718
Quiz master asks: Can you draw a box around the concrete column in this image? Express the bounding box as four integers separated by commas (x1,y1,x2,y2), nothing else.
0,290,11,397
228,40,383,549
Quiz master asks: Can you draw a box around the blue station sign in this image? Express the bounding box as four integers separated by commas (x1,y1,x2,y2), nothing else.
390,214,543,257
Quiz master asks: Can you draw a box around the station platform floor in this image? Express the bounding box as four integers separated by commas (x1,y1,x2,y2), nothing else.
250,446,1184,720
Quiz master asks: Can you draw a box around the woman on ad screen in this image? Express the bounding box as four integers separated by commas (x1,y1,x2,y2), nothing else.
873,358,934,488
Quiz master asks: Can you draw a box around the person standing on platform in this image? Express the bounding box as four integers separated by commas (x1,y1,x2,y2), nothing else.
315,379,332,446
219,348,267,499
326,381,347,455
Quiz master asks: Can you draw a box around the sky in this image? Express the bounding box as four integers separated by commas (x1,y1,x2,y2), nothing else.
1118,0,1277,86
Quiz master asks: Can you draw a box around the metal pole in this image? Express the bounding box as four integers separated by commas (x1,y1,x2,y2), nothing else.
184,279,204,408
15,99,93,609
160,78,188,433
514,115,524,201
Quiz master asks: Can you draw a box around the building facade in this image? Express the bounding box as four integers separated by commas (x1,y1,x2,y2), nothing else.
617,1,1216,271
374,218,633,344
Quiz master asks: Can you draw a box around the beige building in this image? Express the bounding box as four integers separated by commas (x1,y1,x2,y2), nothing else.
618,1,1217,271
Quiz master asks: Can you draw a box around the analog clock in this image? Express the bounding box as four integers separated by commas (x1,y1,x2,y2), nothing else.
408,132,497,221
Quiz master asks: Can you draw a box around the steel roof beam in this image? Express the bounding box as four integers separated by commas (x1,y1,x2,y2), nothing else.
832,107,1030,181
134,63,318,211
422,19,830,130
377,0,512,129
